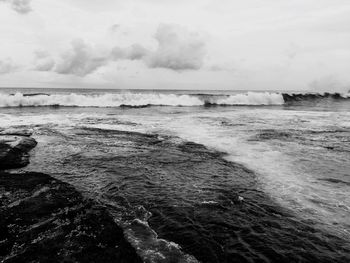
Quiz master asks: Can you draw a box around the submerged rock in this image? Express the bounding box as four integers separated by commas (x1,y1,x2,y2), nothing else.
0,171,142,263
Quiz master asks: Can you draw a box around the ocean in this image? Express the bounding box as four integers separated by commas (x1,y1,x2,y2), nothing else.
0,88,350,262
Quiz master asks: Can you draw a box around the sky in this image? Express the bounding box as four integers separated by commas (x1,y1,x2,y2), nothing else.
0,0,349,91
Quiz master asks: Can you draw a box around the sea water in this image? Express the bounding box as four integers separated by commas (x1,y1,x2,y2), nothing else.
0,88,349,262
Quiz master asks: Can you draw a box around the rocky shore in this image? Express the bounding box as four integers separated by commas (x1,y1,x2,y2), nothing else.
0,129,37,170
0,130,142,263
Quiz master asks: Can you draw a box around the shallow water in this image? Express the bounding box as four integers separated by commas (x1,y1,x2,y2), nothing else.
0,90,350,262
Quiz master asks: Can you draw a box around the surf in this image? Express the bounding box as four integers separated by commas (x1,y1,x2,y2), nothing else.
0,91,349,108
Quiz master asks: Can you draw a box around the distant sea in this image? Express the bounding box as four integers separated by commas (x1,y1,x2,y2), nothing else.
1,87,350,262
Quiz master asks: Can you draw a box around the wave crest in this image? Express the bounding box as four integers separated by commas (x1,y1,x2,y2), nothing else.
0,92,203,108
282,92,350,102
1,91,348,108
216,92,284,106
0,92,286,108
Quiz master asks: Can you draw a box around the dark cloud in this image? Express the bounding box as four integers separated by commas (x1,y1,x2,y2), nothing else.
0,58,16,74
147,24,206,71
0,0,32,14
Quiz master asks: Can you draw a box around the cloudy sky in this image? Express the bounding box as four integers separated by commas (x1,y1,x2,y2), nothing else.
0,0,349,91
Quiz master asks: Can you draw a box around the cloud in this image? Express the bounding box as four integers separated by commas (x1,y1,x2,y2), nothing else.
54,39,109,77
0,0,32,14
109,24,120,33
0,58,16,74
111,44,149,61
51,40,148,76
33,51,55,71
285,43,302,60
32,24,206,76
125,44,149,60
147,24,206,70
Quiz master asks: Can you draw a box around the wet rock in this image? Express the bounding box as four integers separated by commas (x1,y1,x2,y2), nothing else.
0,171,142,263
0,129,142,262
0,136,37,169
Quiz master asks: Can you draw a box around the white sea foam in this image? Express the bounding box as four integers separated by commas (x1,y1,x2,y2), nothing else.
153,109,350,237
217,92,285,105
124,218,199,263
0,92,286,107
0,92,203,107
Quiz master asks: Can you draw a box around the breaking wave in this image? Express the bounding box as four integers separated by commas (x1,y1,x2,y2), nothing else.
210,92,284,105
0,92,203,108
0,91,348,108
282,92,350,102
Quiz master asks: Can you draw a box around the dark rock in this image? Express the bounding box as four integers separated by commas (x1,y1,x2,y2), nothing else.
0,136,37,170
0,171,142,263
14,137,37,152
0,129,142,262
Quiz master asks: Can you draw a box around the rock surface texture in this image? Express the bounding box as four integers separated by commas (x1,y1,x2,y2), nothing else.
0,129,37,169
0,130,142,263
